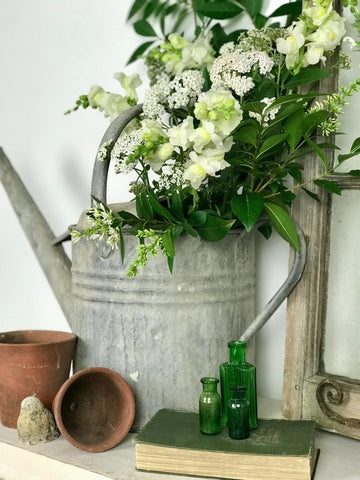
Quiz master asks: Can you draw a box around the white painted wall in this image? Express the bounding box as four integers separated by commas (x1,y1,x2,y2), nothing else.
2,0,347,404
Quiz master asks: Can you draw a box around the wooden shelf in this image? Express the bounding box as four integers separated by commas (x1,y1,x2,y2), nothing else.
0,398,359,480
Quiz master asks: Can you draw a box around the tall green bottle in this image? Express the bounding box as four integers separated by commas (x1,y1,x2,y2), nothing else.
220,340,258,429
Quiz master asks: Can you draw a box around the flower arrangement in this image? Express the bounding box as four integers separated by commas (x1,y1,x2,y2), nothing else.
70,0,360,277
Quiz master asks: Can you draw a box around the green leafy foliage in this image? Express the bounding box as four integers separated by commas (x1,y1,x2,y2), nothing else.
74,0,360,276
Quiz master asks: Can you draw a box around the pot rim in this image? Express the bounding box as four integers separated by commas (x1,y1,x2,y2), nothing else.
0,330,77,346
52,367,135,453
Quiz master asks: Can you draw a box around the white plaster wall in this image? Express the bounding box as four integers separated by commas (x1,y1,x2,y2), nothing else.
1,0,299,402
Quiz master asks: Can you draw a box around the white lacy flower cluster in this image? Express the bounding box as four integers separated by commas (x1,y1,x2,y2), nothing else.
276,0,346,70
249,98,280,127
143,70,204,119
111,129,144,174
210,50,274,97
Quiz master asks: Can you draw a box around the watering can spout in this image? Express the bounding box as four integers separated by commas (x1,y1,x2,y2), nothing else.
0,147,73,326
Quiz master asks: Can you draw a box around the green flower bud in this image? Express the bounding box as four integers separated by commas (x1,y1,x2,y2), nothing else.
157,143,174,161
208,110,218,121
168,33,189,50
194,102,208,120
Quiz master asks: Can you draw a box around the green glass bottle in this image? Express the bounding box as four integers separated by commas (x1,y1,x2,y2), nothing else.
220,340,258,429
199,377,221,435
228,386,250,439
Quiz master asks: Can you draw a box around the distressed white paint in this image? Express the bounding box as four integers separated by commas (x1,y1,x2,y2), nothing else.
324,190,360,379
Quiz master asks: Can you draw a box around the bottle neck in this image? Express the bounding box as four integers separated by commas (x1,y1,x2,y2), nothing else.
201,377,219,393
228,341,246,364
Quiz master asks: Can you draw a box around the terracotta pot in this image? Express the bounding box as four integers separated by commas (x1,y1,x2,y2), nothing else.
0,330,77,428
52,367,135,452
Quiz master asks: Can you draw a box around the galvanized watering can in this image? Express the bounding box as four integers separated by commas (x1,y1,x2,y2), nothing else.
0,105,306,430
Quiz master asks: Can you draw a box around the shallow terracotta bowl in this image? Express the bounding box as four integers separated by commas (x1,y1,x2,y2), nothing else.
53,367,135,452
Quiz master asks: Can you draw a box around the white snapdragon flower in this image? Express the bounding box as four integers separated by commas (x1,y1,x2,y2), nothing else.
303,2,333,27
190,122,224,152
304,45,326,65
114,73,142,102
276,21,305,69
183,139,233,189
168,117,195,150
88,85,131,120
183,164,207,189
195,89,242,136
306,11,346,52
181,36,215,71
188,146,230,175
141,118,165,138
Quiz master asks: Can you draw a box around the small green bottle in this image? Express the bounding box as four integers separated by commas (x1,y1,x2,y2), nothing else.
199,377,221,435
228,386,250,439
220,340,258,429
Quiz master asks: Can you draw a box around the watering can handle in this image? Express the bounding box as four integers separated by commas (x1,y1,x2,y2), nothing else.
91,104,307,341
240,222,307,342
91,104,144,204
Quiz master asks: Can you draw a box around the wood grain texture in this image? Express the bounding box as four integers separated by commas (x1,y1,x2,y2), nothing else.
282,0,360,440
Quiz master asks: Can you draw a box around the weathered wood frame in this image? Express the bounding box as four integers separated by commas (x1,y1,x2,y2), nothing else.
282,3,360,437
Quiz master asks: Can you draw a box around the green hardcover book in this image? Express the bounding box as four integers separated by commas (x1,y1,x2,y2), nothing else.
135,409,318,480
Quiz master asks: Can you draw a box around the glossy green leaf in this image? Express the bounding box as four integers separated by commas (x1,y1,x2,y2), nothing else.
258,133,288,157
350,137,360,153
243,0,262,19
197,216,235,241
189,210,207,227
143,0,160,18
133,19,157,36
302,110,330,134
231,193,264,232
285,69,330,89
194,1,243,19
348,169,360,176
235,125,258,146
254,13,266,28
128,0,146,19
301,187,320,202
268,1,302,18
169,192,184,220
314,179,341,195
127,41,155,64
136,193,154,220
284,110,304,151
304,137,327,167
148,193,176,221
162,229,175,258
119,224,125,263
264,202,299,251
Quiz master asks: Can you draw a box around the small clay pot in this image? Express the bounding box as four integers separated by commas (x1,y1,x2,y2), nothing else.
0,330,77,428
52,367,135,452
